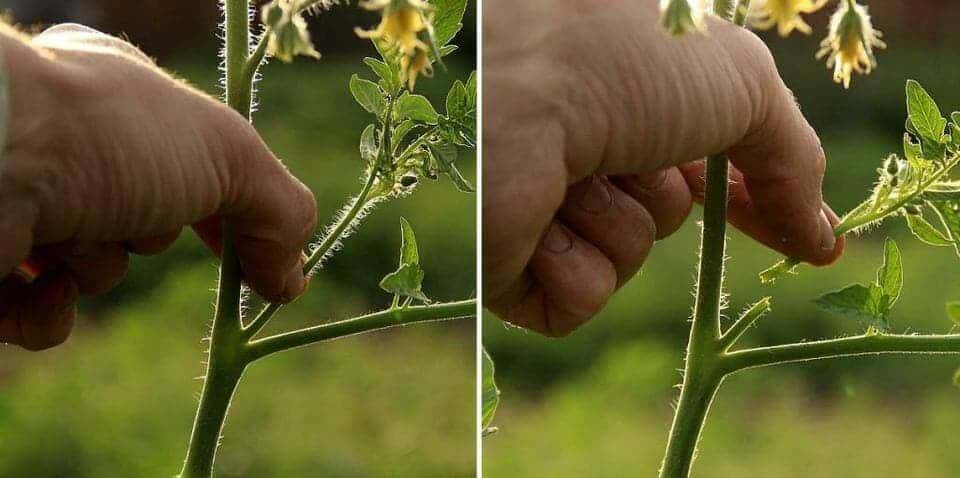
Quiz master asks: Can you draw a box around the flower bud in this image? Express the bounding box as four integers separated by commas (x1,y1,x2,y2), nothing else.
660,0,705,36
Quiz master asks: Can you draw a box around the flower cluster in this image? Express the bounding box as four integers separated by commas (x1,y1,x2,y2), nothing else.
355,0,435,90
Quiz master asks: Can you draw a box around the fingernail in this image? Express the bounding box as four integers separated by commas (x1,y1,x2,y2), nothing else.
542,224,573,254
818,209,836,255
578,177,612,215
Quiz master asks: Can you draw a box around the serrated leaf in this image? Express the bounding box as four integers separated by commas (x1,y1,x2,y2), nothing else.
466,70,477,109
445,80,468,119
905,212,952,246
482,347,501,434
877,238,903,305
379,263,429,302
398,217,420,266
946,301,960,327
923,182,960,201
349,74,385,115
379,218,429,303
930,200,960,258
428,142,474,193
395,93,439,124
815,283,889,330
906,80,947,144
430,0,467,47
359,124,377,164
391,120,419,152
363,57,400,93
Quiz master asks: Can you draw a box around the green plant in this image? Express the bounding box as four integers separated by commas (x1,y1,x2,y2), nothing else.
484,1,960,477
178,1,476,477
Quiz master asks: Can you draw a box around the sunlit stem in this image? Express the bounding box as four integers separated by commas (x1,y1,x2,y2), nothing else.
179,0,251,476
246,300,477,360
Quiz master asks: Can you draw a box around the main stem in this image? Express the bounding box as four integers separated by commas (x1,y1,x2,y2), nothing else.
180,0,252,476
658,155,729,478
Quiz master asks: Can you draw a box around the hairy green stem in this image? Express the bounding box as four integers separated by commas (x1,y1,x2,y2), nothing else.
723,333,960,373
658,154,729,478
179,1,251,476
247,299,477,360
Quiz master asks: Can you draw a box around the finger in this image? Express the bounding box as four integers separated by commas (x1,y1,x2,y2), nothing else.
612,168,693,240
500,223,617,337
192,121,318,305
0,270,78,351
44,242,130,295
557,176,657,286
680,162,845,265
0,199,36,279
126,229,182,256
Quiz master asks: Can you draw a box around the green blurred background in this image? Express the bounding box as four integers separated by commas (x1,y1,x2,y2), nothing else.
0,1,476,477
483,2,960,477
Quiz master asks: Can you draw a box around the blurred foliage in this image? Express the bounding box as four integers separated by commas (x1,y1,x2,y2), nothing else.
0,55,476,476
483,8,960,476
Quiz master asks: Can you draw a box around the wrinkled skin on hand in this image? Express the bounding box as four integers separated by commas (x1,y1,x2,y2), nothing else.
483,0,844,337
0,24,317,350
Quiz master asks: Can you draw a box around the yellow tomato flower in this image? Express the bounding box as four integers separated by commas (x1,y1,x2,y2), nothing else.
400,46,433,90
355,0,437,90
816,0,886,89
749,0,828,37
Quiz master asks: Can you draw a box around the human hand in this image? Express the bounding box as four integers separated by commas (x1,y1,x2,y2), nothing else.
0,24,317,350
482,0,844,336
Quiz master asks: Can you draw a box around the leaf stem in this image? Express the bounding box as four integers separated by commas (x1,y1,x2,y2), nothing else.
243,170,379,339
246,299,477,360
719,297,771,351
722,332,960,372
835,153,960,236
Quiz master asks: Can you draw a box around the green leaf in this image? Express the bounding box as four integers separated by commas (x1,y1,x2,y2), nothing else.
379,218,430,303
359,124,378,165
877,238,903,305
430,0,468,47
906,80,947,144
758,259,799,284
481,347,501,436
391,120,419,152
946,301,960,327
349,74,385,115
398,216,420,266
815,283,889,330
379,263,429,302
465,71,477,110
905,212,952,246
428,142,474,193
923,181,960,202
445,80,468,119
363,57,400,93
930,200,960,258
395,94,439,124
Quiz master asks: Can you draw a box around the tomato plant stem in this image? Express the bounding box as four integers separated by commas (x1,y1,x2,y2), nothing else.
179,0,251,476
658,154,729,478
247,299,477,360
